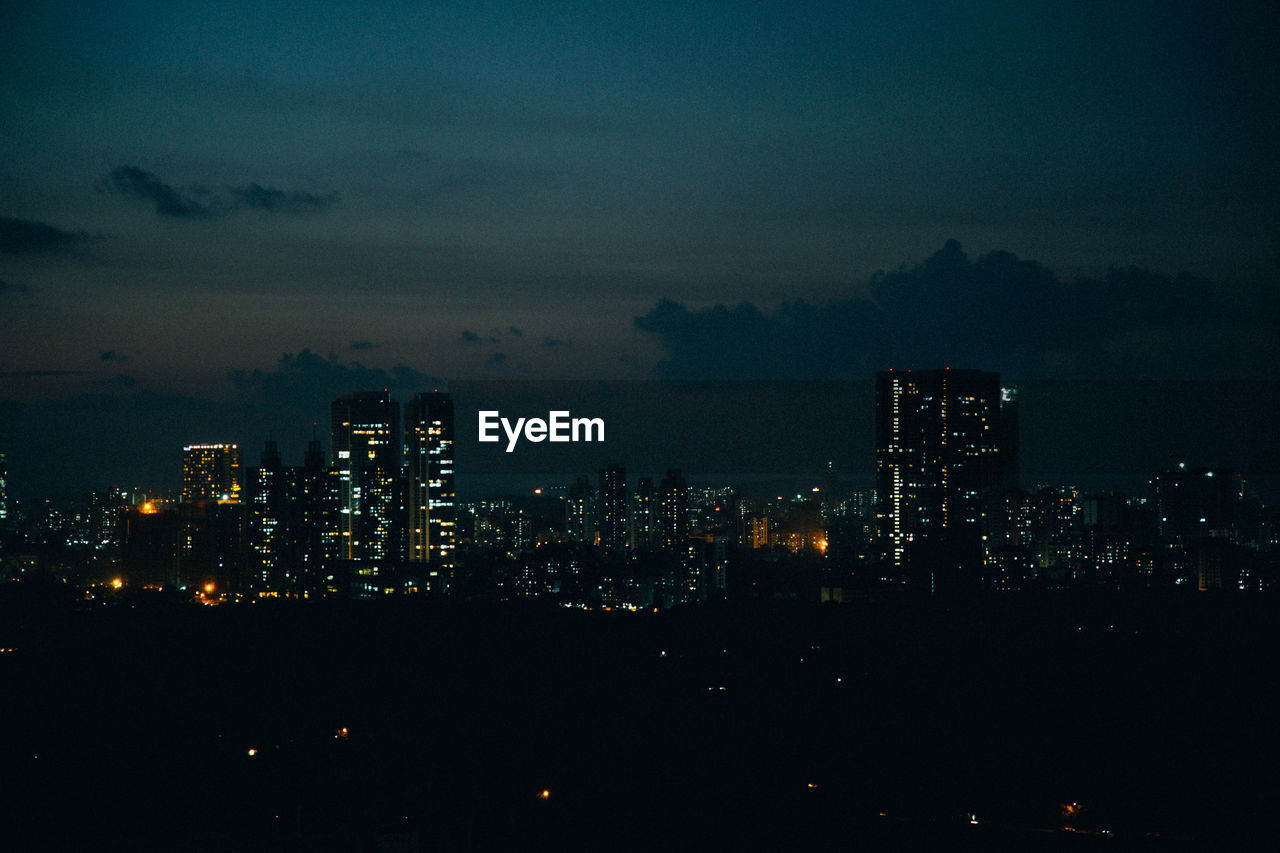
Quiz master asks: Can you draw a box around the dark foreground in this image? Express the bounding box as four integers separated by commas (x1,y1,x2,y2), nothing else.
2,589,1275,851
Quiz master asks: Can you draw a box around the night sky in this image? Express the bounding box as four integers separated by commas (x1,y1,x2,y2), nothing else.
3,1,1279,497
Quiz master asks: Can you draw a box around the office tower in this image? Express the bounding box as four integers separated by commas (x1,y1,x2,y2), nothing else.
629,476,655,552
246,439,289,592
296,438,341,588
181,444,242,503
0,451,7,521
875,368,1006,595
657,468,689,550
406,391,456,592
565,475,595,543
331,392,403,571
598,463,627,554
245,437,341,595
178,444,245,591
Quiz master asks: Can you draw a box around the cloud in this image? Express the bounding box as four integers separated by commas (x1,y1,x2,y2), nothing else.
99,350,123,362
0,370,89,377
0,217,84,254
104,166,209,218
486,352,508,366
350,340,376,351
103,166,338,218
507,325,524,337
541,336,570,348
228,183,337,213
635,240,1280,380
228,348,444,409
460,329,500,344
0,279,32,294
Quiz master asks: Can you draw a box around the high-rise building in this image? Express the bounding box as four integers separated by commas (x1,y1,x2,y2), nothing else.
181,444,242,503
246,439,288,591
178,444,245,591
296,438,341,588
406,391,456,592
598,463,627,554
657,468,689,550
0,451,7,521
245,437,342,595
331,392,403,573
875,368,1007,595
565,475,595,543
629,476,655,552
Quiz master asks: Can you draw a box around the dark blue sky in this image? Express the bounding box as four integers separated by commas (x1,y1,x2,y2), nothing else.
3,1,1279,495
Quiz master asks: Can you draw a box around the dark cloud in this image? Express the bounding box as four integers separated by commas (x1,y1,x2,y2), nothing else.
99,350,123,362
104,166,209,218
460,329,500,344
349,340,376,351
541,336,570,348
0,217,83,254
103,167,337,218
0,279,32,294
0,370,89,377
507,326,524,337
486,352,508,366
635,241,1280,381
228,348,444,409
228,183,337,213
461,330,482,343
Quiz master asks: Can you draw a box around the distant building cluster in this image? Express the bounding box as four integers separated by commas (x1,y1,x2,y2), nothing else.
1,372,1278,603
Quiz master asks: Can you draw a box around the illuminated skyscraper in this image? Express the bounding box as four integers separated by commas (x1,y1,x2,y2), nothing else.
0,451,7,521
875,369,1007,595
406,391,455,591
598,463,627,554
331,392,403,575
657,468,689,550
565,475,595,543
629,476,655,552
246,437,341,595
246,439,287,591
181,444,242,503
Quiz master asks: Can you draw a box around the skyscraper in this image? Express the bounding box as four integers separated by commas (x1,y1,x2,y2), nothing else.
331,392,403,573
598,463,627,554
179,444,245,591
406,391,456,592
246,437,342,595
181,444,242,503
246,439,288,591
657,468,689,550
875,368,1007,595
629,476,655,552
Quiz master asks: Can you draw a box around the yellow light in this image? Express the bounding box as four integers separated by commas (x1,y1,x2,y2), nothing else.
248,748,257,757
111,578,124,589
204,583,215,594
538,789,551,800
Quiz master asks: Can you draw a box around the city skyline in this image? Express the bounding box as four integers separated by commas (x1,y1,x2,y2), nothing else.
5,5,1280,848
4,2,1280,500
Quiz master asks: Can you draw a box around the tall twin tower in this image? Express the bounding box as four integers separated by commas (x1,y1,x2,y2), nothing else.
329,390,455,594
